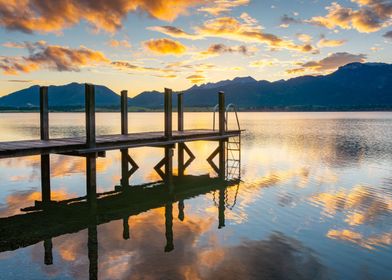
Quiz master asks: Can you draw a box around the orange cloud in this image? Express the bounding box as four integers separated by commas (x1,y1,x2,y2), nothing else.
308,0,392,33
0,0,206,33
147,26,202,40
195,17,315,53
144,38,187,55
186,74,206,84
108,39,131,48
0,42,108,75
317,38,347,48
287,52,366,74
198,0,249,15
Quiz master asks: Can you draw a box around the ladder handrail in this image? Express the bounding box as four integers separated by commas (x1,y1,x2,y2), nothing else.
212,103,240,131
225,103,241,131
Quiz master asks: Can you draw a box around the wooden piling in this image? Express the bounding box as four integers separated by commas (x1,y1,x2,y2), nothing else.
121,90,128,135
177,93,184,132
219,91,225,135
85,84,96,147
40,86,51,204
164,88,172,139
218,188,225,229
164,203,174,252
219,140,226,180
40,86,49,141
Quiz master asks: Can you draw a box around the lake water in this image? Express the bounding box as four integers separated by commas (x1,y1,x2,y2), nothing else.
0,112,391,280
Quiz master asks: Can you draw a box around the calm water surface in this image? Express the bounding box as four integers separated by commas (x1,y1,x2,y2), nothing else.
0,112,391,280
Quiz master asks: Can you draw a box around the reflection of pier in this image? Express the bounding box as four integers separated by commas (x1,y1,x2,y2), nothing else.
0,173,240,279
0,84,242,279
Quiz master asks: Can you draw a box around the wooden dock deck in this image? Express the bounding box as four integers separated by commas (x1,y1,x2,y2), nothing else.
0,129,240,159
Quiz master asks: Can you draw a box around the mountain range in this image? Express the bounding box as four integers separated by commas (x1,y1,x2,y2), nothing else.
1,62,391,111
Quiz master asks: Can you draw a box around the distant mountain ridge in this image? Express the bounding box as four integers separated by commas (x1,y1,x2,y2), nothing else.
1,62,392,111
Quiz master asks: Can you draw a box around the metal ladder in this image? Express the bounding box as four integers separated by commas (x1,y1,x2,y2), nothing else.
212,104,241,180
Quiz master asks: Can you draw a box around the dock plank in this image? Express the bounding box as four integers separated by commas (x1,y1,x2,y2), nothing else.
0,129,241,159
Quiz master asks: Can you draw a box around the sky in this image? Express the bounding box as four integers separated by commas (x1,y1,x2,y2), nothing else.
0,0,391,97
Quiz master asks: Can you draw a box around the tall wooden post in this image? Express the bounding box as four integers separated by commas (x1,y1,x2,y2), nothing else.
177,93,183,132
40,86,51,204
219,91,225,135
164,88,172,139
178,144,184,178
121,90,128,135
123,217,130,240
85,84,96,147
86,154,97,212
40,86,49,140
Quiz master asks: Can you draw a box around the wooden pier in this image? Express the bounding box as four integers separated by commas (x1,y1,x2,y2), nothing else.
0,85,240,158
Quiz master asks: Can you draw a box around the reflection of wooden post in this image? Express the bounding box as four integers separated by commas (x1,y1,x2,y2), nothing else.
178,144,184,178
164,88,172,139
40,86,51,204
121,149,129,188
218,188,225,229
178,200,185,221
123,217,130,240
86,154,97,212
44,239,53,265
164,203,174,252
85,84,96,147
88,225,98,280
177,93,183,132
219,140,226,180
121,90,128,135
218,91,225,135
165,146,173,187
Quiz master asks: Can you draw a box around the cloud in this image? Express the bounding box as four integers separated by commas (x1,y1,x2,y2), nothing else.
200,43,256,57
0,0,206,33
186,74,206,84
297,34,313,43
144,38,187,55
0,42,108,75
287,52,366,74
108,39,131,48
198,0,249,15
280,14,302,28
317,38,347,48
196,17,316,52
249,59,277,68
111,61,174,74
2,42,25,48
307,1,392,33
383,30,392,39
147,26,202,40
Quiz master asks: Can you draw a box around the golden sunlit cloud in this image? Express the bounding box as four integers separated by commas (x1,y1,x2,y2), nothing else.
144,38,187,55
147,26,202,40
186,74,206,84
198,0,249,15
317,38,347,48
308,0,392,33
108,39,132,48
296,33,313,43
0,0,207,33
0,41,108,75
195,16,316,53
287,52,366,74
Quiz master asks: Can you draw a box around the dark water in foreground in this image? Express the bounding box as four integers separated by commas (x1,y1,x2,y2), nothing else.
0,112,391,280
